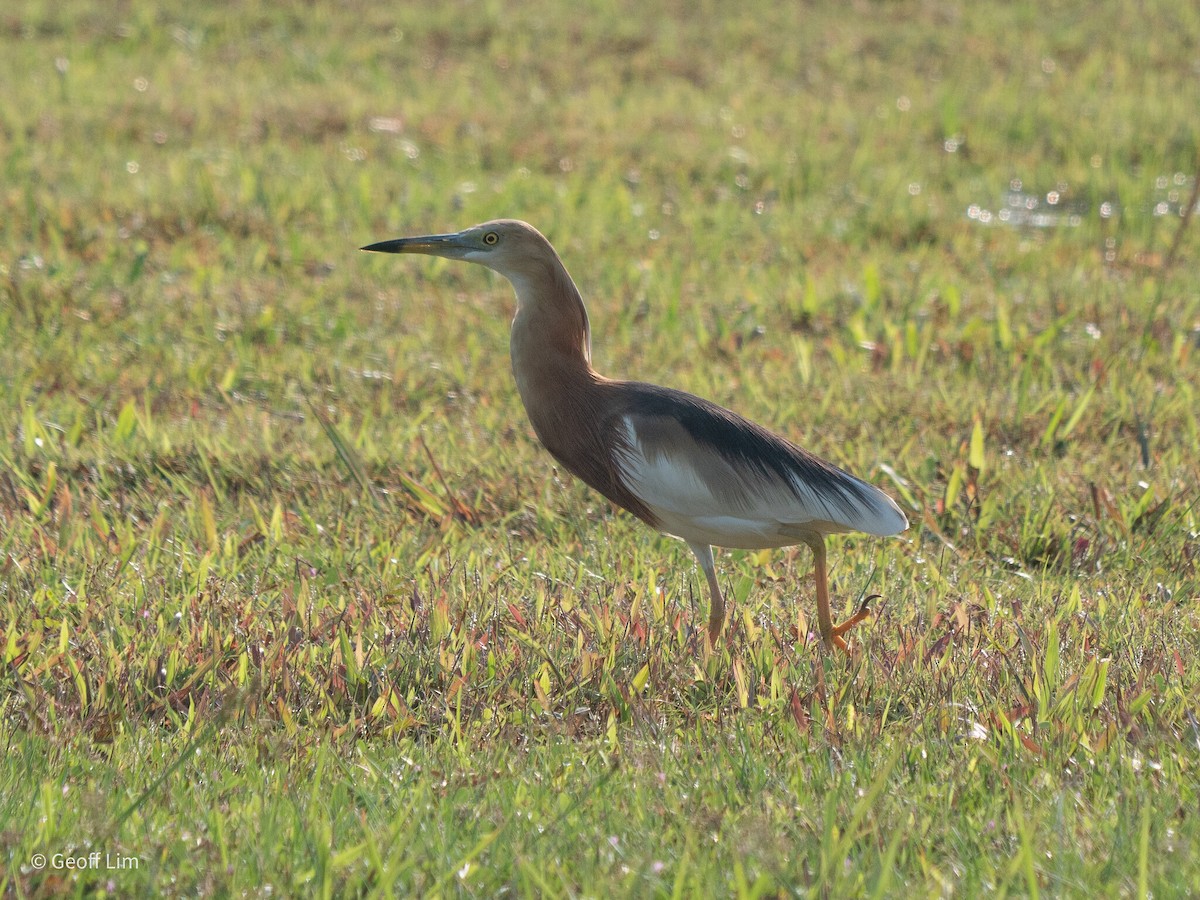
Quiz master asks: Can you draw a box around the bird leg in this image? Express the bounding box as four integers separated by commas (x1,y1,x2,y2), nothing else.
806,535,869,653
687,542,726,644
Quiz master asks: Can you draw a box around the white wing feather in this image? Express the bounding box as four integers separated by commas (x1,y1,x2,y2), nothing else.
613,416,906,548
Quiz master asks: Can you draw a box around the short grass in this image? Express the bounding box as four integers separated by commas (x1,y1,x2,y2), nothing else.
3,0,1199,895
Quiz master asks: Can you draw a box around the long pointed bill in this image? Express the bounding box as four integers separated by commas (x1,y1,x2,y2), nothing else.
360,232,471,258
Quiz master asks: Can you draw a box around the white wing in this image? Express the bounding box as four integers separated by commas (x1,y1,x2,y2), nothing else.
612,412,907,549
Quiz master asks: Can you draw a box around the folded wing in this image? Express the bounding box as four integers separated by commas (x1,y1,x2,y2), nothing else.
609,384,907,548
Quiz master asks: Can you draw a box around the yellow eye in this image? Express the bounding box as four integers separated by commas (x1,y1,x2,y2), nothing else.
483,232,499,245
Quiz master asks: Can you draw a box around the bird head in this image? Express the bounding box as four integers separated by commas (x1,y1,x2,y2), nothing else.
361,219,557,281
362,218,591,361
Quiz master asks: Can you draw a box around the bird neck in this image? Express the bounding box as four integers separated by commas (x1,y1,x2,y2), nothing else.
506,261,603,437
507,258,594,372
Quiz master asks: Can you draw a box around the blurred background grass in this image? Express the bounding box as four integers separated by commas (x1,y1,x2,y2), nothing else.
2,0,1199,895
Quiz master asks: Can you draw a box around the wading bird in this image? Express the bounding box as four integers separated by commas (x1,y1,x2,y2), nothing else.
362,220,907,650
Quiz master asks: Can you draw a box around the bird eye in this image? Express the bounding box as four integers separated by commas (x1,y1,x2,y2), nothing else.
483,232,499,245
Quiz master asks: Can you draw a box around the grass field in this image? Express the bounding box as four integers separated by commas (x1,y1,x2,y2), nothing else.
3,0,1199,895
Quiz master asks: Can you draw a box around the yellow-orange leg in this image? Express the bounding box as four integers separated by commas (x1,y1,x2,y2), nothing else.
688,541,726,644
806,535,869,652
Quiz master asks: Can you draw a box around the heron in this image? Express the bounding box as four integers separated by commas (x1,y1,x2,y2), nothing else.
362,220,907,650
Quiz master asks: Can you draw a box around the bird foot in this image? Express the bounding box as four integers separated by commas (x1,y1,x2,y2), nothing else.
823,595,878,654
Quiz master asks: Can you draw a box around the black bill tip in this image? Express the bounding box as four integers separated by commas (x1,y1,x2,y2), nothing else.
360,239,405,253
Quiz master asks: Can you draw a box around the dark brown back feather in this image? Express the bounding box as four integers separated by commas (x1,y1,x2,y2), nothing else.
615,382,882,519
